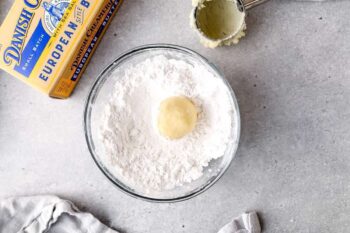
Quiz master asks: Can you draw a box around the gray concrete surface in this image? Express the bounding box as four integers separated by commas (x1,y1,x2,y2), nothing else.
1,0,350,232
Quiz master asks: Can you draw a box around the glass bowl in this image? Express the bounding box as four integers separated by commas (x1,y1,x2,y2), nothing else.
84,44,240,202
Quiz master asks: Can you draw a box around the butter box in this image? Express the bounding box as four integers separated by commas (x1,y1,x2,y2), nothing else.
0,0,123,98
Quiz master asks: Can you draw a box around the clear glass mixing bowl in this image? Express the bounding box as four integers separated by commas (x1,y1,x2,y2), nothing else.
84,44,241,202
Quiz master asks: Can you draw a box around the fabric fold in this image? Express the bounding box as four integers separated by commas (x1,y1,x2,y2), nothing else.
0,195,118,233
218,212,261,233
0,195,261,233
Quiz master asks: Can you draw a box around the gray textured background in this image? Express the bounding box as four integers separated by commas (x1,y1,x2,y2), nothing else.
1,0,350,232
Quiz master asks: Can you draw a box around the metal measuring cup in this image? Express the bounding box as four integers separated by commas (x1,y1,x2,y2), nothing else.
192,0,268,47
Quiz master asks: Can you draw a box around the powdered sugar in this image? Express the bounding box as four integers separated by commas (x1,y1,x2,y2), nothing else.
99,55,235,193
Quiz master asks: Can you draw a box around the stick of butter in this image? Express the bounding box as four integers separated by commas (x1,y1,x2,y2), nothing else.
0,0,123,98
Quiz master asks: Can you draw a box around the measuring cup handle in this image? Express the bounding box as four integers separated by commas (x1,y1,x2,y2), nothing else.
243,0,269,10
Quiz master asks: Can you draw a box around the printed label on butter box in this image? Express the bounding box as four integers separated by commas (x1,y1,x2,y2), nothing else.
0,0,122,98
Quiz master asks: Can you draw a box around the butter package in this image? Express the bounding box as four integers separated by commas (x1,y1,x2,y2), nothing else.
0,0,122,98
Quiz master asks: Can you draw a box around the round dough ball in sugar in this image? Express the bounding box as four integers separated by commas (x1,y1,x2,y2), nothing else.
157,96,198,139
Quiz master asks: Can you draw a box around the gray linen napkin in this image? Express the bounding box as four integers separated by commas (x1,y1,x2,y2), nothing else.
218,212,261,233
0,195,118,233
0,196,260,233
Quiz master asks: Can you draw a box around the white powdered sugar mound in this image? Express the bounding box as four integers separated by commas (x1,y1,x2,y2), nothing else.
99,54,235,193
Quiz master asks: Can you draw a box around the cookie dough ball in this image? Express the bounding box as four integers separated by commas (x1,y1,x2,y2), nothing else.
157,96,198,139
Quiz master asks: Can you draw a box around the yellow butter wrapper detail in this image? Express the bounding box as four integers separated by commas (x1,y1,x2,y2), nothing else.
0,0,123,98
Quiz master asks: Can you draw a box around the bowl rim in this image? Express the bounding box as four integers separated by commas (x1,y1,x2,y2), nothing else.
83,44,241,203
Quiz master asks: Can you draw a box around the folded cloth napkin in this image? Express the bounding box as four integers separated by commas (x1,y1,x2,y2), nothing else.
0,195,260,233
0,195,118,233
218,212,261,233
